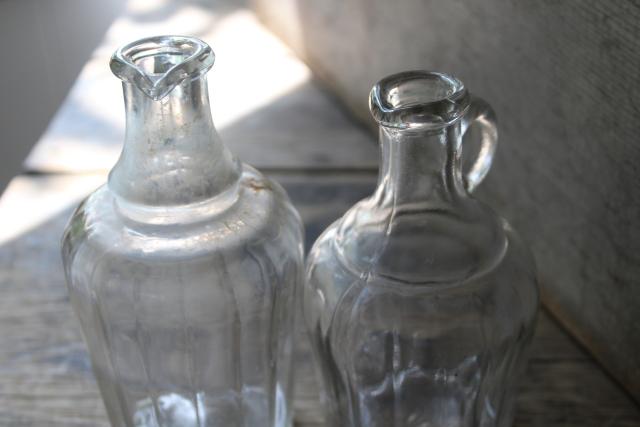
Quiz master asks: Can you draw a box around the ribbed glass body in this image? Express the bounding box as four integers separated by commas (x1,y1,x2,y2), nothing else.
61,36,303,427
304,71,538,427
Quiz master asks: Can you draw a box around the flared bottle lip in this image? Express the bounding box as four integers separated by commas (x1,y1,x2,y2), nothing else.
110,35,215,100
369,70,471,130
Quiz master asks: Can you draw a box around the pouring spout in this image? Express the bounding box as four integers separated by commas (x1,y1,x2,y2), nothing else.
110,35,215,100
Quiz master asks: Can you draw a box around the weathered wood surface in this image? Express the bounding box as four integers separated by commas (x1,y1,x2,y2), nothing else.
24,0,377,173
0,174,639,426
0,0,126,191
253,0,640,401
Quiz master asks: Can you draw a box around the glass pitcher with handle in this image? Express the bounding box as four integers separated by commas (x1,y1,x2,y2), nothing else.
304,71,539,427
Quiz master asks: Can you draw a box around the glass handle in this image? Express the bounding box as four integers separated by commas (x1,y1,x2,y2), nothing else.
461,95,498,192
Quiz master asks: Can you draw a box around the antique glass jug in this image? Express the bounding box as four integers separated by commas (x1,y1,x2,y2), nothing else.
61,36,303,427
305,71,539,426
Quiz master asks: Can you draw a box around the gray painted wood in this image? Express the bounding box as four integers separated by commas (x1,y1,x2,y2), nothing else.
0,174,639,426
253,0,640,401
0,0,126,192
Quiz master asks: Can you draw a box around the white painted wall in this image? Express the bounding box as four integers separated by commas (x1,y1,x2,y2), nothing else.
0,0,126,191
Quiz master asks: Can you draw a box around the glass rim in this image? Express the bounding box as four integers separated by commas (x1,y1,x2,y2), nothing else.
369,70,471,130
110,35,215,101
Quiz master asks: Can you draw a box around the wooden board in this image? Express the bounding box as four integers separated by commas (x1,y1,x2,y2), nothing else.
253,0,640,402
0,174,638,426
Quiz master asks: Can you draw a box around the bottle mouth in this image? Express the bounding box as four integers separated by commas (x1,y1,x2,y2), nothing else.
110,35,215,100
369,71,471,130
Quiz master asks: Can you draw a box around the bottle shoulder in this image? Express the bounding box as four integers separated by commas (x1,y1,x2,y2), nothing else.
305,207,539,344
307,196,536,288
63,165,303,263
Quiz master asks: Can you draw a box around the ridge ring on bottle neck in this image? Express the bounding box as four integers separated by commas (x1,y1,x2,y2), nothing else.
369,70,471,131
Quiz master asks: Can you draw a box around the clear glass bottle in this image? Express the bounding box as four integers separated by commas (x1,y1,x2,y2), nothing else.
305,71,539,427
61,36,304,427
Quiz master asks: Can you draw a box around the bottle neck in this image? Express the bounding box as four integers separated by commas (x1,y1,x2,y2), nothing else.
108,76,240,208
375,123,466,207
